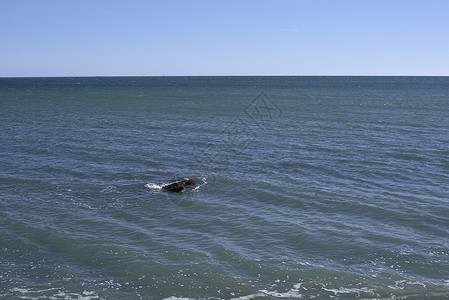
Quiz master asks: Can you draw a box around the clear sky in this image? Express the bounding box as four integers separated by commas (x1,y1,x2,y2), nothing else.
1,0,448,77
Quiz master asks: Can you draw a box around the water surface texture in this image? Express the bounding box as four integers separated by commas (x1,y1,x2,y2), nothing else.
1,77,448,299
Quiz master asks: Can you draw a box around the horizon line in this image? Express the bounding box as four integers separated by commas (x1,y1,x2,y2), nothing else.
1,74,449,79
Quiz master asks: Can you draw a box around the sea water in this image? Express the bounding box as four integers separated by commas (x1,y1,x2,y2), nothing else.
1,76,448,299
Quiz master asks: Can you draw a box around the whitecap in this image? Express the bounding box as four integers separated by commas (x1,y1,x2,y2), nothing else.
145,182,164,190
322,286,375,296
8,287,102,300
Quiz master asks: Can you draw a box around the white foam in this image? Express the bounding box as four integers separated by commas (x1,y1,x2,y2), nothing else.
10,287,59,293
322,286,374,296
231,282,304,300
191,175,207,192
9,287,101,300
259,289,303,298
389,280,427,290
145,182,164,190
230,292,266,300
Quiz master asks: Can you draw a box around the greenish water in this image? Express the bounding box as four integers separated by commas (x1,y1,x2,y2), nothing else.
1,76,448,299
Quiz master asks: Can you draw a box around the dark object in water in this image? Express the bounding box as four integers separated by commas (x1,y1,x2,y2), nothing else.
162,178,195,192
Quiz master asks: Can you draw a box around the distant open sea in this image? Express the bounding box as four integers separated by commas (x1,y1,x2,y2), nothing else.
1,76,448,299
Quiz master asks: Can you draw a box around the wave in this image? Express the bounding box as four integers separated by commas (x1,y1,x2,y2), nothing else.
7,287,101,300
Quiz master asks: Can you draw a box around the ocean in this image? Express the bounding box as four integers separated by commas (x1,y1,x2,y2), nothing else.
1,76,448,299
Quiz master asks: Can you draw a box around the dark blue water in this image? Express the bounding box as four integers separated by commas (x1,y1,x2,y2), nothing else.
1,77,448,299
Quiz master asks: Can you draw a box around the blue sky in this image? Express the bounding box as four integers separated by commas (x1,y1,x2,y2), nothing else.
1,0,448,76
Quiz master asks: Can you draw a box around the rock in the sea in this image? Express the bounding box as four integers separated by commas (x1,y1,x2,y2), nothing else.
162,178,195,192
